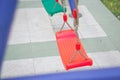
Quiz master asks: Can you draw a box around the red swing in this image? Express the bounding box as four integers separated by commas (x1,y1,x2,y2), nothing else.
55,9,92,70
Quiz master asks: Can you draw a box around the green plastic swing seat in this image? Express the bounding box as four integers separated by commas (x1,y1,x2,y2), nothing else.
42,0,66,16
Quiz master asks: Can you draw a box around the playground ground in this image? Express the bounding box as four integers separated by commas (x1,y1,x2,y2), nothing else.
1,0,120,78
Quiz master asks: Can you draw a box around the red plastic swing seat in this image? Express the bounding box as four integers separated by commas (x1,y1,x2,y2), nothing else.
56,30,93,70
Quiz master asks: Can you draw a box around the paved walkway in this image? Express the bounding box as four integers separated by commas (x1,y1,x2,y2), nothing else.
1,0,120,79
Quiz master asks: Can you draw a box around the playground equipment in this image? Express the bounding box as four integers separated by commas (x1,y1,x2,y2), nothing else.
41,0,66,16
42,0,92,70
1,0,120,80
56,29,92,70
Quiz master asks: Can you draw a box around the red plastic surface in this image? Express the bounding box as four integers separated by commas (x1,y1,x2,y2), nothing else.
76,42,81,50
63,13,67,22
56,0,59,3
56,30,92,70
72,8,77,19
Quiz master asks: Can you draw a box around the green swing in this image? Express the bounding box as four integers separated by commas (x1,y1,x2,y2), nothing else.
41,0,66,16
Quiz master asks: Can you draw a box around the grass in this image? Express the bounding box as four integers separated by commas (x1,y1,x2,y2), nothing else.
101,0,120,20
